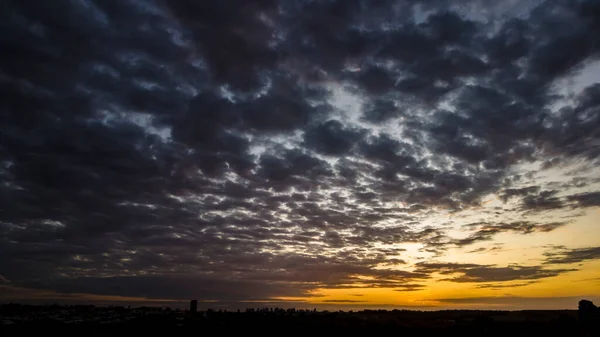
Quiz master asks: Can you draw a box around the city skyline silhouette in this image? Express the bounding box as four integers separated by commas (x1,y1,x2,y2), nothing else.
1,0,599,312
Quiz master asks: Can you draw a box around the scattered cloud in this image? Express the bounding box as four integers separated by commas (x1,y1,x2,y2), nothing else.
1,0,599,305
475,281,538,289
393,284,427,292
455,221,568,246
415,262,576,283
544,246,600,265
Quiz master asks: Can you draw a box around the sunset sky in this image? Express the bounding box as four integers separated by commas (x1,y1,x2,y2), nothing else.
1,0,599,310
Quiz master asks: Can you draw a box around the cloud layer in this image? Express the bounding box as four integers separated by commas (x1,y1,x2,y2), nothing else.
1,0,599,304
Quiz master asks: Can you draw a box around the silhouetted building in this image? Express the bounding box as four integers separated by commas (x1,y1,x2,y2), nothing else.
189,300,197,313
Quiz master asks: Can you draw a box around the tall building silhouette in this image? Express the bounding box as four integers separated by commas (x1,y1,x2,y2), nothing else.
190,300,198,313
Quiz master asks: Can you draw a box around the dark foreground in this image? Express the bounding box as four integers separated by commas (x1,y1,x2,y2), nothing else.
2,304,599,336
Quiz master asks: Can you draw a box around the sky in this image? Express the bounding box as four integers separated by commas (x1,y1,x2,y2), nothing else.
1,0,599,311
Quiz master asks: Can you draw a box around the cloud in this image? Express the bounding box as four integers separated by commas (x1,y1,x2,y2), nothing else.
567,192,600,208
521,191,565,212
17,275,314,302
303,120,366,155
455,221,568,246
393,284,426,292
322,299,367,303
544,246,600,265
475,281,538,289
1,0,600,304
498,189,600,213
415,262,575,283
500,186,541,202
1,251,428,300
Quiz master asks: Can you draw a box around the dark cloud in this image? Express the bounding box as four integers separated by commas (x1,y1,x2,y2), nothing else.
361,99,402,123
322,299,367,303
304,120,366,155
455,221,567,246
566,192,600,208
354,66,396,94
165,0,280,92
415,262,575,283
500,186,541,202
467,244,504,254
20,275,313,302
243,90,330,133
393,284,426,292
521,190,565,212
1,0,600,304
498,189,600,213
475,281,538,289
544,246,600,265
